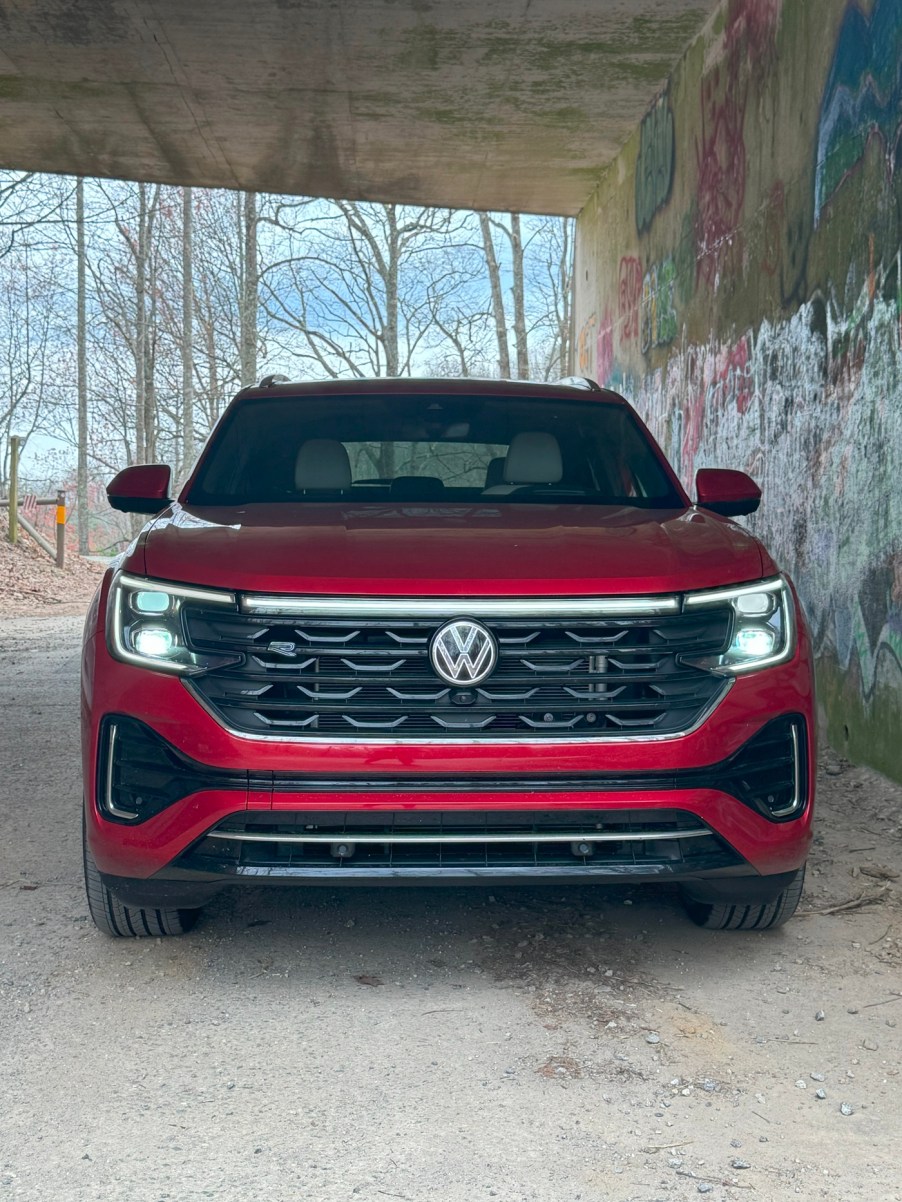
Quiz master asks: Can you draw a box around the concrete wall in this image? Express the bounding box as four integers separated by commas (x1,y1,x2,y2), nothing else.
574,0,902,782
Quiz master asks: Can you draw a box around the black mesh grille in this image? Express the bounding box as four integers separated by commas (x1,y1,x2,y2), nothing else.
714,715,806,819
183,605,731,738
179,808,741,877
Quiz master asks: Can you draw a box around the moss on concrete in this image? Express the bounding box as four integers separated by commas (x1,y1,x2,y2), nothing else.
819,656,902,784
393,25,469,70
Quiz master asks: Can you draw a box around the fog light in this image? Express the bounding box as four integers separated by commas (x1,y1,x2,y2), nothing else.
133,627,176,658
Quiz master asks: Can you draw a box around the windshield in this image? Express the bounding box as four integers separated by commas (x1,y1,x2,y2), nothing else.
186,393,683,508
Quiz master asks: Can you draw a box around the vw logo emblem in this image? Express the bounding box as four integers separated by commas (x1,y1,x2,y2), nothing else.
430,619,497,686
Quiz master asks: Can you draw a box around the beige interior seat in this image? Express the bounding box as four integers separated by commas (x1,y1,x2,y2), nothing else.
294,439,352,491
483,432,563,494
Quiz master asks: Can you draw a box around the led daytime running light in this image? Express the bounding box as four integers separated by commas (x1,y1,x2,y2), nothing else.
108,573,237,676
683,576,796,675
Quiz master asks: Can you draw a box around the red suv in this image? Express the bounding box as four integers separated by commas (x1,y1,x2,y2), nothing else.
82,377,814,936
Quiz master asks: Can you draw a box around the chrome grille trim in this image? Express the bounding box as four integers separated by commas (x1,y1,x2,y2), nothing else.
205,828,712,845
180,808,741,877
240,594,681,617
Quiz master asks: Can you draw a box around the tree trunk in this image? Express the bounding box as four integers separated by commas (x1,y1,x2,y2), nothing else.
76,178,89,554
134,183,147,464
478,212,510,378
510,213,529,379
239,191,258,387
181,187,195,473
144,190,159,463
383,205,400,378
561,218,573,375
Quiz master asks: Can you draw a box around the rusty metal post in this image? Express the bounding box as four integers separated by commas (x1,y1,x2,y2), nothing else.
55,490,66,568
8,435,20,545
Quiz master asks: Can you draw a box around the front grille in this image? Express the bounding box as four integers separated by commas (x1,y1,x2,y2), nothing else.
183,602,731,739
178,809,741,878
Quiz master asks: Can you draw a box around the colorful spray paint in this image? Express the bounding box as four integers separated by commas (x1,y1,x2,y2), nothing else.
575,0,902,781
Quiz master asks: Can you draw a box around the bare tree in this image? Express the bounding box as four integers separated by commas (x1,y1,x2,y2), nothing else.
509,213,529,378
239,191,259,387
0,171,72,263
0,248,66,492
76,177,89,552
261,199,468,381
83,181,163,470
478,213,511,378
0,173,574,546
525,216,574,380
181,187,195,470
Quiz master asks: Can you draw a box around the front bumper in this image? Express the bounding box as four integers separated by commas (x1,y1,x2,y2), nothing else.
82,602,816,900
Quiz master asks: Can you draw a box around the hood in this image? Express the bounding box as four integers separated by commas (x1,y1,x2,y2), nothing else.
133,502,766,598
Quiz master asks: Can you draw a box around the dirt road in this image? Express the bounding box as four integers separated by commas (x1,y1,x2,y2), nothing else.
1,614,900,1201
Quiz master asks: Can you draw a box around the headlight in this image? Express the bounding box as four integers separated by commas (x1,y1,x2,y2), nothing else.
683,577,796,674
107,572,239,675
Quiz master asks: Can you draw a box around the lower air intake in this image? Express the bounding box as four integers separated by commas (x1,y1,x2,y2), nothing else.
178,809,741,879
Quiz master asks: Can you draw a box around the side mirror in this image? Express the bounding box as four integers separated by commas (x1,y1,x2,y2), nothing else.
695,468,761,517
107,465,173,515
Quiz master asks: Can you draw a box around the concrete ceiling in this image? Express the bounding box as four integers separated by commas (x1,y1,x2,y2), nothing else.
0,1,716,215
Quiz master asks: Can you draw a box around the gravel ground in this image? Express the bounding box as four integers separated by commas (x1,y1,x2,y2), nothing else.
1,614,901,1202
0,514,105,616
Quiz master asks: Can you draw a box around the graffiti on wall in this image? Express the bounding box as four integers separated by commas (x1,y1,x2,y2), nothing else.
760,181,785,276
578,0,902,775
695,70,747,287
618,256,642,343
635,91,675,234
596,310,614,385
577,313,596,376
631,267,902,710
815,0,902,223
695,0,783,287
640,259,678,352
725,0,782,67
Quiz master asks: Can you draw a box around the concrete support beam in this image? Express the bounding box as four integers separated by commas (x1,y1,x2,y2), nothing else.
0,0,715,213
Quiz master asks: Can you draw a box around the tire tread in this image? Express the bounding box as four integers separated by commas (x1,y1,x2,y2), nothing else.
83,819,198,938
682,868,805,931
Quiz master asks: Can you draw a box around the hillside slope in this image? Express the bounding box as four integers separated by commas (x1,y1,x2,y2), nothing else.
0,513,105,616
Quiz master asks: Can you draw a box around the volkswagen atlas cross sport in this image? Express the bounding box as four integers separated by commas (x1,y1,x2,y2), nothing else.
82,376,814,936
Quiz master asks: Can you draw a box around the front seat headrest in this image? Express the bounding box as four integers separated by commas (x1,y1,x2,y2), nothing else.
294,439,352,490
503,432,563,484
484,456,506,488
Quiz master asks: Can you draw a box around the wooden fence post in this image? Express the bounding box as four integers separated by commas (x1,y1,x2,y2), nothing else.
8,435,20,545
55,490,66,569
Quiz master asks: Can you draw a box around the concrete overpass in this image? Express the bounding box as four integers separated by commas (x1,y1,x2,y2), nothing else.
0,0,899,782
0,0,715,215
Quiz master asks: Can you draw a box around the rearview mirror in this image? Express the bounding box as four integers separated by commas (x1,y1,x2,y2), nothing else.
695,468,761,517
107,465,173,515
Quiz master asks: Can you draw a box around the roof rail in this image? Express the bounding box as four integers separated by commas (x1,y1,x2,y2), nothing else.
556,375,602,391
258,373,291,388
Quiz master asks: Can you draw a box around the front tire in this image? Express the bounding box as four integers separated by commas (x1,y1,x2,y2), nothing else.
681,867,805,930
83,819,200,937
